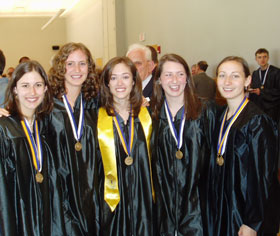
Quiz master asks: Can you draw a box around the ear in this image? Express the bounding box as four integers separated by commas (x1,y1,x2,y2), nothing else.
148,60,156,74
245,75,251,87
14,87,18,95
44,86,48,92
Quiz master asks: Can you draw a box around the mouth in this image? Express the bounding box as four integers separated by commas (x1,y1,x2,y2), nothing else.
26,97,40,103
116,87,126,92
169,85,180,91
223,88,234,92
71,75,83,79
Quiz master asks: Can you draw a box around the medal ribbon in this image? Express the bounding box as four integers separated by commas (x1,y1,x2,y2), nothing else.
164,100,185,150
21,119,43,172
259,65,270,86
217,97,249,156
62,94,84,142
97,107,155,212
113,109,134,157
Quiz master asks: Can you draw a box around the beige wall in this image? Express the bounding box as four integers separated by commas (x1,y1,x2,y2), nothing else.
0,17,66,72
117,0,280,76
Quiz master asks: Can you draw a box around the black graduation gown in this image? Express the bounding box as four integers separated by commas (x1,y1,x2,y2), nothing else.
45,94,100,235
0,116,61,235
151,103,217,236
207,101,280,236
98,112,154,236
250,65,280,123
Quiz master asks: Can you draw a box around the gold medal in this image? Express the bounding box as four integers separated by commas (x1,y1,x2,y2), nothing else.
124,156,133,166
260,85,264,89
75,141,82,151
216,154,224,166
36,172,44,183
176,150,183,159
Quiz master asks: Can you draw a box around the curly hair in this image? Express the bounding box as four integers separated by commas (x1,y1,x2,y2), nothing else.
150,53,201,120
4,60,53,120
48,42,99,101
100,56,143,117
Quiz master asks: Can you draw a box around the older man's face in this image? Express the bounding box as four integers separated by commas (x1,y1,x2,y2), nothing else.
127,49,151,81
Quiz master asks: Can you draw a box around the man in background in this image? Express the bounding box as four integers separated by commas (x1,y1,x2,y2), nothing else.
193,60,216,100
249,48,280,123
126,44,156,99
0,50,9,108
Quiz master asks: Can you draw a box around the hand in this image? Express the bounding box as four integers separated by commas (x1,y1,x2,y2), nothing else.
142,97,150,107
0,108,10,117
249,88,260,96
238,224,257,236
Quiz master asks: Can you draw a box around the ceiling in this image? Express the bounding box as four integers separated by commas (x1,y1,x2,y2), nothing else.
0,0,80,17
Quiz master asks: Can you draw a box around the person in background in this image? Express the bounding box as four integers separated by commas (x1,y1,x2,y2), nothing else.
6,66,15,80
191,64,198,76
127,43,156,99
0,50,9,108
0,60,59,235
150,53,216,235
146,45,159,78
19,56,30,64
207,56,279,236
98,56,154,235
193,60,216,101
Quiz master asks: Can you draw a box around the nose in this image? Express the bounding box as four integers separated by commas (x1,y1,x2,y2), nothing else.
74,63,81,72
224,75,232,85
171,74,178,83
116,77,123,86
30,86,36,95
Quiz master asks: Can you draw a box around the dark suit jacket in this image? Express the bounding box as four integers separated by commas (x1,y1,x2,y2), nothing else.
143,76,153,99
193,72,216,100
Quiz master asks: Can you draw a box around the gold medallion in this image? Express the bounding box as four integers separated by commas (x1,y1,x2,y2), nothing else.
36,172,44,183
216,155,224,166
176,150,183,159
124,156,133,166
260,85,264,90
75,141,82,151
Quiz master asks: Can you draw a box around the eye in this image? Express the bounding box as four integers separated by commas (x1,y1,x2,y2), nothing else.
178,72,185,78
35,83,44,88
218,74,225,79
66,62,73,67
164,73,172,77
232,74,240,79
110,76,117,80
22,84,29,88
123,75,130,79
80,61,87,66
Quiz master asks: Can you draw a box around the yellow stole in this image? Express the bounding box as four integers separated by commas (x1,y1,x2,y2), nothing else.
97,106,155,212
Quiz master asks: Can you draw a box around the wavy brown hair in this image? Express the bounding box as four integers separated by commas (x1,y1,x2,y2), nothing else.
100,56,143,117
151,53,201,120
48,42,99,100
4,60,53,120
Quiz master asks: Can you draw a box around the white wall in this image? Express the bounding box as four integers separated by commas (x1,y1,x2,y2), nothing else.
65,0,117,67
65,0,103,61
118,0,280,76
0,17,66,72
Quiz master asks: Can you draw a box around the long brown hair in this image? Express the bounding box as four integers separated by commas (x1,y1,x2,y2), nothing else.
99,56,143,117
151,53,201,120
48,42,99,100
4,60,53,120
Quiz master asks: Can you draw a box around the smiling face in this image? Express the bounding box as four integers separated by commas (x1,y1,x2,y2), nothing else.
217,60,251,105
160,61,187,103
108,63,134,103
64,49,88,90
14,70,47,118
